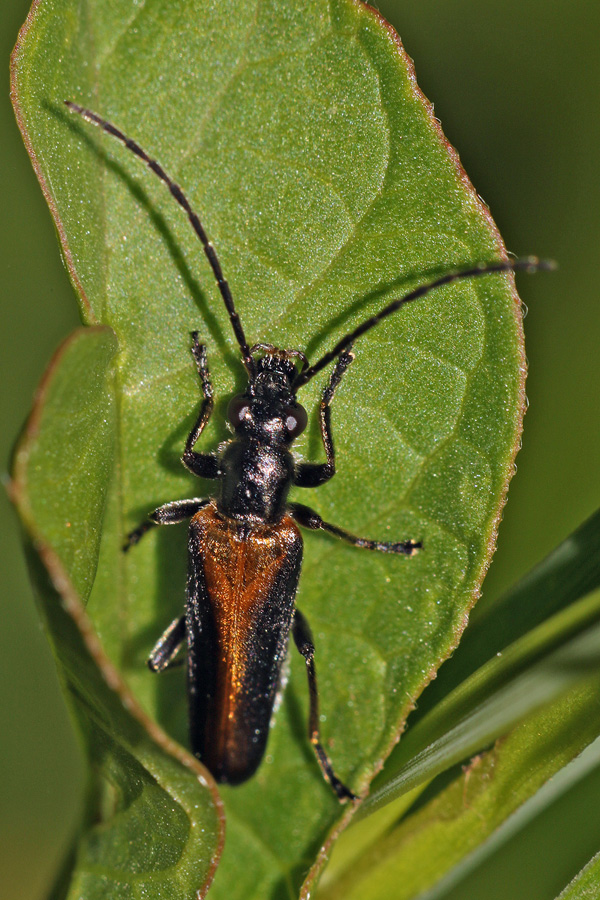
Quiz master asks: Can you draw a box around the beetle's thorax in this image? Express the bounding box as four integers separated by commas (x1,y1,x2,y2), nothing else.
218,350,308,525
218,438,295,524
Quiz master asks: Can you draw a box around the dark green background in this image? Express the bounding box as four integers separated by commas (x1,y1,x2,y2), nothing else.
2,1,598,898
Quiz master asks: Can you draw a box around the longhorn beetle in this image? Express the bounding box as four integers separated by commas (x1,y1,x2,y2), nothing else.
66,101,552,801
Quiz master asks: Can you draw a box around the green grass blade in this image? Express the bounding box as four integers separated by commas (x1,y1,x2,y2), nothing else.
324,512,600,890
556,849,600,900
422,507,600,713
420,734,600,900
364,587,600,813
374,506,600,814
318,677,600,900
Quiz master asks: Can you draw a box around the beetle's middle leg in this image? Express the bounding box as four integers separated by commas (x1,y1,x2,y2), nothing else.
289,503,421,555
124,496,210,550
292,608,357,803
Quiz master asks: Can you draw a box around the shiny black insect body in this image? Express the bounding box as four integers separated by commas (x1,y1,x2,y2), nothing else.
66,101,551,801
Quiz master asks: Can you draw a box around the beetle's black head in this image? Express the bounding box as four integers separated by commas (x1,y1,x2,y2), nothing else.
227,345,308,445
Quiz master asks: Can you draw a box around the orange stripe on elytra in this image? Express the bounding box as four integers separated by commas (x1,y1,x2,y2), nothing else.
191,504,297,765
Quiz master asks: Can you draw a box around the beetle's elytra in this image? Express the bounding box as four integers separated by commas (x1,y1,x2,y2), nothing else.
66,101,552,801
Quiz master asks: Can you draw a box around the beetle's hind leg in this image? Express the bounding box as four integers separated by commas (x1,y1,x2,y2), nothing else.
289,503,422,555
292,609,357,803
148,616,187,672
124,497,210,551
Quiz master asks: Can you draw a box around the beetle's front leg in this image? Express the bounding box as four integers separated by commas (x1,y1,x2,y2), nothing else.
289,503,421,555
294,345,355,488
182,333,223,479
124,497,210,550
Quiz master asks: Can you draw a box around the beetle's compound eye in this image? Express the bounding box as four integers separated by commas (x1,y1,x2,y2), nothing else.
228,394,251,427
284,403,308,437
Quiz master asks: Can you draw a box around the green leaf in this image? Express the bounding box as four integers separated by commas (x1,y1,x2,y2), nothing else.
11,0,529,896
10,327,223,899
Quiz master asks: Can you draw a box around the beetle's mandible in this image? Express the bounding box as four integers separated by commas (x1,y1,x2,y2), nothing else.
66,101,552,801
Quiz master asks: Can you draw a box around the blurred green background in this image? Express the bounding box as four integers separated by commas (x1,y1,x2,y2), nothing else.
2,1,599,898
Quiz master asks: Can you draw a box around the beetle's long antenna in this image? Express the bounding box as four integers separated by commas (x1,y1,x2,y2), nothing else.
294,257,555,388
65,101,255,374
